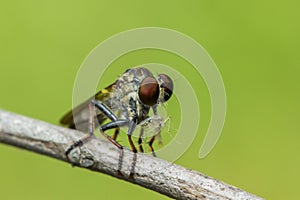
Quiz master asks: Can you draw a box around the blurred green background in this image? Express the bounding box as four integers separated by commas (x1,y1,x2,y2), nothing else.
1,1,299,199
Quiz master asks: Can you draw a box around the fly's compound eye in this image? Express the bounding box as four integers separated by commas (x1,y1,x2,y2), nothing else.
158,74,174,102
138,77,160,106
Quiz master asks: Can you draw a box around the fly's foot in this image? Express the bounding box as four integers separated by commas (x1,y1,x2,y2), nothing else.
129,152,137,179
65,140,83,159
129,172,135,179
117,170,124,177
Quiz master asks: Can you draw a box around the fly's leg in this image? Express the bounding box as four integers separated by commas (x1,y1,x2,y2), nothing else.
90,99,123,149
65,99,123,170
65,101,96,159
92,99,118,121
128,120,138,153
99,120,128,149
156,129,163,145
92,99,131,175
100,120,129,175
128,120,138,178
148,135,157,157
138,127,144,153
112,128,119,140
151,105,163,145
112,111,121,140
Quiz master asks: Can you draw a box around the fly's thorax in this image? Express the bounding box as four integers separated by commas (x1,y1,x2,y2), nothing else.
113,67,156,120
115,68,151,99
118,67,154,86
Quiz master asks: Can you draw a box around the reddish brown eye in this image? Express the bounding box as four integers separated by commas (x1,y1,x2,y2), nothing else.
138,77,159,106
158,74,173,102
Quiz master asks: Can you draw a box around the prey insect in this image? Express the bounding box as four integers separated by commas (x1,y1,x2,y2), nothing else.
60,67,173,165
136,114,171,156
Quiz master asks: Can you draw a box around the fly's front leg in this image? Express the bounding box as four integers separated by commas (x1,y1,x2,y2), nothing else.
127,120,137,153
151,105,163,144
127,119,138,178
148,135,157,157
138,127,144,153
137,115,154,153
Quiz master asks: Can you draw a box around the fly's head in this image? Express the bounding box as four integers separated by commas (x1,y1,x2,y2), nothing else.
137,73,173,107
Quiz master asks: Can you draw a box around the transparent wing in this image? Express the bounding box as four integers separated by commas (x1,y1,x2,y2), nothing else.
60,82,116,131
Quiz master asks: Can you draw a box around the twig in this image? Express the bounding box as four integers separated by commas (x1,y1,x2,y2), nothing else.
0,110,262,200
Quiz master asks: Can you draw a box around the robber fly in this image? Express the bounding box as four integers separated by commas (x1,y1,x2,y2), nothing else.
60,67,173,158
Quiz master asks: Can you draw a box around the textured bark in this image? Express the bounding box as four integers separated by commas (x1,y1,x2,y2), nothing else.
0,110,262,200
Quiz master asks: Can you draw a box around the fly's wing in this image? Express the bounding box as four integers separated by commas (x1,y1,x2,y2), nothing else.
60,82,116,132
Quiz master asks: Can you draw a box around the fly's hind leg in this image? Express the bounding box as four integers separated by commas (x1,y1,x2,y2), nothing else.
65,101,96,160
138,127,144,153
65,99,121,162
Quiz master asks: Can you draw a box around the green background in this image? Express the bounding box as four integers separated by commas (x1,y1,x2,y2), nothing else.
1,1,299,199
